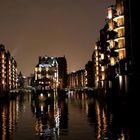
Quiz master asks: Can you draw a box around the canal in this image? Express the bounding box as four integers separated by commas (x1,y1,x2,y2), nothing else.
0,91,137,140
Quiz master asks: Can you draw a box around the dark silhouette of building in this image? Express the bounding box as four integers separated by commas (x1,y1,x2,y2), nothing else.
17,71,25,88
56,56,67,89
85,60,94,88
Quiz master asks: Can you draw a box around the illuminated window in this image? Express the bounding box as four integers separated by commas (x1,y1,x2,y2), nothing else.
96,61,99,66
95,51,98,57
108,20,114,30
2,54,4,59
116,1,124,15
54,72,57,78
38,74,41,79
119,50,126,59
96,71,99,75
101,66,105,71
35,67,38,72
96,57,99,61
118,38,125,48
96,67,99,71
101,54,104,60
107,7,113,19
96,76,99,82
2,79,5,84
117,17,124,26
110,57,116,66
95,45,97,50
118,27,125,37
39,67,42,72
101,73,105,80
109,40,115,48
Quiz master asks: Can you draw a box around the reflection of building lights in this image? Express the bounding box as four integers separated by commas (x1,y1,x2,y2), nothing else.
120,130,125,140
48,93,51,97
102,74,105,80
109,81,112,88
16,103,19,112
41,105,43,112
119,75,123,89
40,93,43,97
48,105,50,111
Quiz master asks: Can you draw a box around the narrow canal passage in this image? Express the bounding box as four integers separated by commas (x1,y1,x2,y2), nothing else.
0,91,135,140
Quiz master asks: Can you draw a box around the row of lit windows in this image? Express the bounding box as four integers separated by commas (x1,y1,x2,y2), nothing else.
35,67,49,72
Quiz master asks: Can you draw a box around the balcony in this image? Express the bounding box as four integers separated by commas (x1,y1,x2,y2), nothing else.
114,36,125,42
114,26,124,32
113,15,124,22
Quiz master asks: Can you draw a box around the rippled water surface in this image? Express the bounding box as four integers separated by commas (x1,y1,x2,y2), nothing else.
0,91,137,140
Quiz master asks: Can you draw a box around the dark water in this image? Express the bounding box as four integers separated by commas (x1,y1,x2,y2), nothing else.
0,91,137,140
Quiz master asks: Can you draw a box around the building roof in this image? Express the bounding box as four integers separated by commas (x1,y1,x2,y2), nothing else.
36,56,58,68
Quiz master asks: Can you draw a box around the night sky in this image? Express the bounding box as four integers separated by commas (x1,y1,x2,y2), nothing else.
0,0,114,76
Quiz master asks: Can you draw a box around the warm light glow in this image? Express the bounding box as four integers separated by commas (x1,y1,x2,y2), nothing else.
108,39,115,48
110,57,116,65
114,26,124,32
96,67,99,71
109,81,112,88
117,17,124,26
95,45,97,50
108,14,112,19
39,67,42,71
119,49,126,59
108,20,114,30
41,105,43,112
96,71,99,75
95,51,98,57
96,61,99,66
116,3,124,16
101,66,105,71
35,67,38,72
114,36,125,42
40,93,43,97
2,53,4,58
118,38,125,48
2,80,5,84
101,54,104,60
113,15,124,22
107,7,113,19
96,76,99,82
48,93,51,97
101,73,105,80
38,74,41,79
119,75,123,90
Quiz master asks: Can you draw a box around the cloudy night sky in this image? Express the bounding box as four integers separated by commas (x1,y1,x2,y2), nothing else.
0,0,115,76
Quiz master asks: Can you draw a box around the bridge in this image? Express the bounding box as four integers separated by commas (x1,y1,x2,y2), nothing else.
9,86,33,93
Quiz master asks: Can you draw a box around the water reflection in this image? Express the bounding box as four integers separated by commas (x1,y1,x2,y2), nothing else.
0,90,137,140
31,91,69,139
0,95,20,140
58,97,68,136
68,91,132,140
